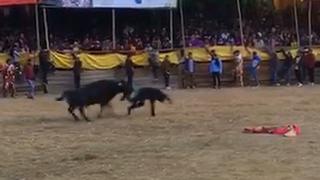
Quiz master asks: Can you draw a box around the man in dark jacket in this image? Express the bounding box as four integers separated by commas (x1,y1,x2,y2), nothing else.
277,49,294,86
303,48,316,85
269,50,279,86
39,49,50,93
125,54,134,92
294,51,303,87
161,55,171,89
72,53,82,89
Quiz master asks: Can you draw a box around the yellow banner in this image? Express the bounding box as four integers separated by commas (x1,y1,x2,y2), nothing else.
51,52,126,70
159,51,180,64
0,53,9,64
1,47,320,70
51,51,180,70
81,53,126,70
132,52,149,66
50,52,74,69
186,46,271,62
0,52,38,65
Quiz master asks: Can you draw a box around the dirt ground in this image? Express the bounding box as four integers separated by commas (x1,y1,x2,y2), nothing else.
0,86,320,180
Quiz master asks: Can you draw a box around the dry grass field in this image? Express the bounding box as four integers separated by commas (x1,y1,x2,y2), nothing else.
0,86,320,180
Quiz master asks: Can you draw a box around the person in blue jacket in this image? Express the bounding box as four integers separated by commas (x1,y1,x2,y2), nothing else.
249,51,261,87
209,50,223,89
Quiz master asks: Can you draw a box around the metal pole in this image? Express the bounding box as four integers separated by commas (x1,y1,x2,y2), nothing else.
43,7,50,50
112,9,116,50
308,0,312,47
178,0,186,88
170,8,174,49
236,0,244,46
35,3,41,50
179,0,186,52
294,0,300,47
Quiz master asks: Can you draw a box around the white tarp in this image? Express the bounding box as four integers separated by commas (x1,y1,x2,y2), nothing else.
61,0,91,7
41,0,92,7
93,0,177,8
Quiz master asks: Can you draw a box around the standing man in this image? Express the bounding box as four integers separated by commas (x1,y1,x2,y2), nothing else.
161,55,171,90
249,51,261,87
268,36,278,86
277,50,294,86
233,50,244,87
146,44,160,80
39,49,50,93
269,49,279,86
303,48,316,86
72,53,82,89
23,59,36,99
125,54,134,92
209,51,223,89
183,52,196,89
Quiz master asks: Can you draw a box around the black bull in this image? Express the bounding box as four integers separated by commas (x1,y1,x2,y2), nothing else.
56,80,130,121
127,87,172,116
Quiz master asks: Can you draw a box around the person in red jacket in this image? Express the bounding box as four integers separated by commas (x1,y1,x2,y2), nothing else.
23,59,35,99
303,48,316,85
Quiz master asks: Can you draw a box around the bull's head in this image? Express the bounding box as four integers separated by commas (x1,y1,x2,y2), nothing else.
118,80,132,101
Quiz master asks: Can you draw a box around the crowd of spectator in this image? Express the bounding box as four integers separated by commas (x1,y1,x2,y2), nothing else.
0,29,35,53
1,24,320,54
1,9,320,54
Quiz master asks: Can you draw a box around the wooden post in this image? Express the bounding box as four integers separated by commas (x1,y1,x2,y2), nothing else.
308,0,312,47
178,0,186,88
294,0,300,47
43,7,50,49
35,3,40,50
179,0,186,52
236,0,244,46
112,9,116,50
170,8,174,49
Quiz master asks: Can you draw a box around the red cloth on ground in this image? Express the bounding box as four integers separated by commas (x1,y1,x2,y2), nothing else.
243,124,301,136
270,127,290,135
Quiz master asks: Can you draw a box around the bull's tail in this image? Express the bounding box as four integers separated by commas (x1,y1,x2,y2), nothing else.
56,93,65,101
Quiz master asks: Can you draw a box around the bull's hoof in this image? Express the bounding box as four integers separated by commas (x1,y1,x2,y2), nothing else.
85,119,91,122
